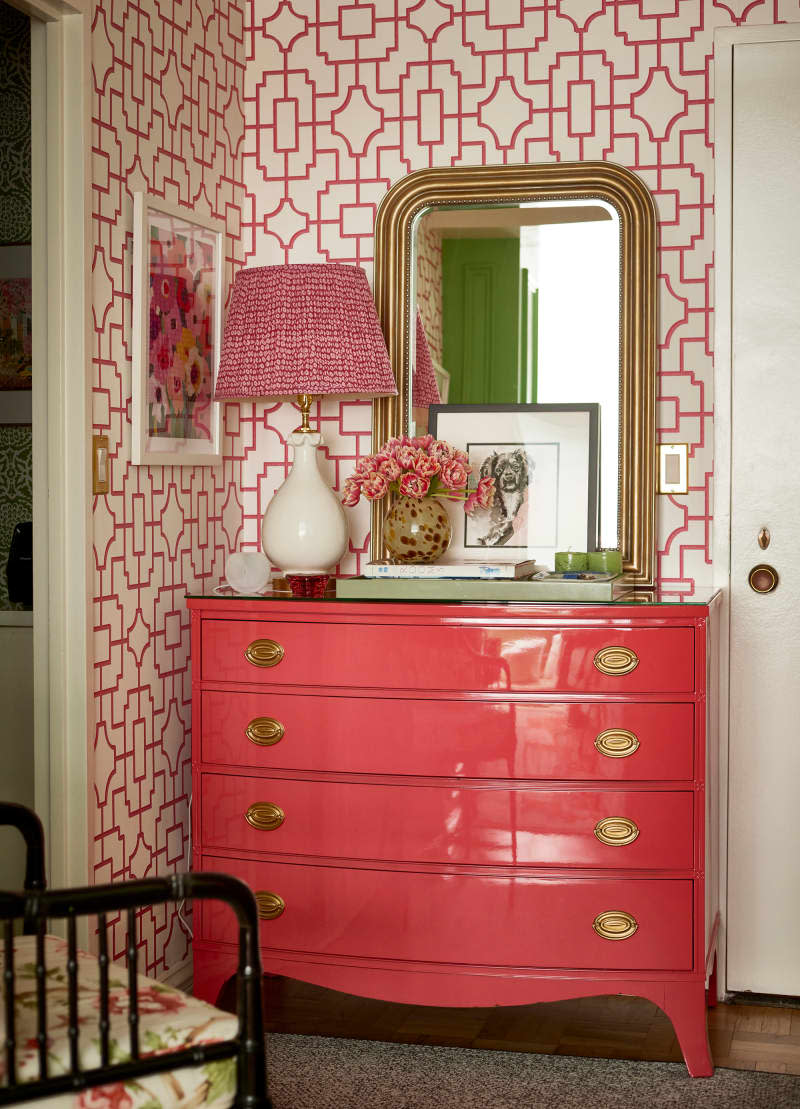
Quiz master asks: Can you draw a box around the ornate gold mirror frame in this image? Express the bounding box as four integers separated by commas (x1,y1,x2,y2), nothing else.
372,161,657,586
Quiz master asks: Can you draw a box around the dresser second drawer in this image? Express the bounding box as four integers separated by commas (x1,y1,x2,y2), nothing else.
199,774,694,869
200,691,694,780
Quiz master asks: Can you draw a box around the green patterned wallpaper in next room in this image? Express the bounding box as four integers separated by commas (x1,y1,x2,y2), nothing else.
0,425,32,610
0,1,31,245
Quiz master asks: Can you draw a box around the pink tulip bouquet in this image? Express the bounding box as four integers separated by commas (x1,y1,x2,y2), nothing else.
341,435,495,514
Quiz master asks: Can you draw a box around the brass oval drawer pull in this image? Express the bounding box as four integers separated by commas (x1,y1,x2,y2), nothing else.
594,645,639,676
594,816,640,846
245,639,285,668
246,717,285,746
593,910,638,941
245,802,285,831
255,891,286,921
594,728,640,758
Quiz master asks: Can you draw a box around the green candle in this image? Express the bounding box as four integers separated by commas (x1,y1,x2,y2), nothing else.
554,551,588,572
587,549,623,574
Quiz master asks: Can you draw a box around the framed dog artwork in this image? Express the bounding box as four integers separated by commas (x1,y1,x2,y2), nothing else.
428,404,600,568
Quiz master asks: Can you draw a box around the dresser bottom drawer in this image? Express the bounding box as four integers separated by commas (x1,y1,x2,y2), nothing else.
198,857,693,972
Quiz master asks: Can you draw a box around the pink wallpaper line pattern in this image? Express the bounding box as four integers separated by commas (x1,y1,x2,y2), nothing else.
90,0,800,979
238,0,800,592
415,215,444,368
91,0,246,978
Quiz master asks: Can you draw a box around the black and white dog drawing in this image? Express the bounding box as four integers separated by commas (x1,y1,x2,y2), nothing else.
475,448,534,546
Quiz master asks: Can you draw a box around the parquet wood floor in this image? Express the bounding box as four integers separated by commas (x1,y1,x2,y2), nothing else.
257,977,800,1076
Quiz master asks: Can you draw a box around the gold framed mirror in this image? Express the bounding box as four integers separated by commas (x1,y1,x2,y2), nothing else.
372,161,657,586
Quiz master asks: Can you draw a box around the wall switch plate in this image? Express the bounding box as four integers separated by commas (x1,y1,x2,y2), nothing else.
658,443,689,494
93,434,110,494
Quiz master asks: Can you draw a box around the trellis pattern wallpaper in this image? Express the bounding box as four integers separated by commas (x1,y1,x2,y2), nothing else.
90,0,245,977
416,215,444,367
89,0,800,979
237,0,800,591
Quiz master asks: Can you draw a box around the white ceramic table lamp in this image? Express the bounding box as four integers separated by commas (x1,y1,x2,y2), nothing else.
214,263,397,575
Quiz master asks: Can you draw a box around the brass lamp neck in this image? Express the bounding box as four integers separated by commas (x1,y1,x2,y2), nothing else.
295,393,315,434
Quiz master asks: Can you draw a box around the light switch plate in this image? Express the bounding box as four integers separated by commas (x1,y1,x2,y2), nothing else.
658,443,689,494
93,434,110,495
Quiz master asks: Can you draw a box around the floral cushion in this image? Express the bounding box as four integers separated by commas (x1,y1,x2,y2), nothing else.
0,935,239,1108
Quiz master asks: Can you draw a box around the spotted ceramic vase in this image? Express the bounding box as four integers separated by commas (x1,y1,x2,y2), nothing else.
384,495,452,563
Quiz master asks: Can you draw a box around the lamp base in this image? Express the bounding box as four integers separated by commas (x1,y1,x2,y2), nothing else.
285,573,331,598
261,429,348,574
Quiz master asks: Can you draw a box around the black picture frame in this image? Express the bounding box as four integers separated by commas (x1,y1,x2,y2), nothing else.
428,402,600,563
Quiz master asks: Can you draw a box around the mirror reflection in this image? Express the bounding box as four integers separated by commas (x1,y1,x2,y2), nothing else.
411,199,620,550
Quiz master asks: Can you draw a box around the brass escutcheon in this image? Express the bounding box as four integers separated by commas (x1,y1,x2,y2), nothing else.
594,645,639,676
594,816,640,846
594,728,640,758
255,891,285,921
245,717,285,746
245,802,285,831
593,910,638,941
245,639,285,668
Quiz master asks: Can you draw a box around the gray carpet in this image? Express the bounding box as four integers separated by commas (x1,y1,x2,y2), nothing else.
265,1034,800,1108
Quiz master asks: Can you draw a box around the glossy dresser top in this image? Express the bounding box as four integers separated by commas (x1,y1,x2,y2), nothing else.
187,585,720,612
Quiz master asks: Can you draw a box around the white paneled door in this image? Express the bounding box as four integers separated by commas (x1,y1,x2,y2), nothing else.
726,33,800,995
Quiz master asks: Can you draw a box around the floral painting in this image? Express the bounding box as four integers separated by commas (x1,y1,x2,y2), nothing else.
147,216,215,440
0,278,32,389
132,194,223,465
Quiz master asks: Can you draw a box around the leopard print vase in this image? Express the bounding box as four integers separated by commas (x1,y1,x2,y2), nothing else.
384,495,452,563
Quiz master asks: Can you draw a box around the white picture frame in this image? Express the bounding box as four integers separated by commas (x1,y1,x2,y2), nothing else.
428,403,600,568
131,192,224,466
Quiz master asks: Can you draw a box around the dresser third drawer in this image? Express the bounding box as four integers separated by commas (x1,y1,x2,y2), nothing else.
199,775,694,869
198,858,694,972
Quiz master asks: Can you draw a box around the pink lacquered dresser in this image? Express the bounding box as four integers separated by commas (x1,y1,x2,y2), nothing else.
188,591,720,1076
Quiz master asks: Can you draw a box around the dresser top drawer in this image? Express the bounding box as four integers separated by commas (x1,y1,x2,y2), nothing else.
197,618,695,694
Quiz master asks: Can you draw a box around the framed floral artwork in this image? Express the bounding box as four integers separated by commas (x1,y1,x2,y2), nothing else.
132,193,224,465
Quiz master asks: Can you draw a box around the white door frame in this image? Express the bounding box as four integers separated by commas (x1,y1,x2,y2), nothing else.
20,0,91,897
713,20,800,998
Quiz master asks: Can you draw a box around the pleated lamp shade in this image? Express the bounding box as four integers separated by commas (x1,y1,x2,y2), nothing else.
214,263,397,400
412,312,442,408
213,263,397,582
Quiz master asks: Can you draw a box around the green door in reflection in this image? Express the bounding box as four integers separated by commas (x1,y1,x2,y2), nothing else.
441,237,537,404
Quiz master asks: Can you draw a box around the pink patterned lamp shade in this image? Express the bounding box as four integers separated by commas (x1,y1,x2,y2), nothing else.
214,263,397,399
412,312,441,408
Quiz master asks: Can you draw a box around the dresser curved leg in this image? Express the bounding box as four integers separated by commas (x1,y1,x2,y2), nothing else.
662,981,714,1077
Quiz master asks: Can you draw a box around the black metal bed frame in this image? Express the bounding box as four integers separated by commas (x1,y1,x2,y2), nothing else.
0,802,271,1107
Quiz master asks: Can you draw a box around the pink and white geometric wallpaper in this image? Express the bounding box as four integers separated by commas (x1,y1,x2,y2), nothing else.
237,0,799,592
89,0,800,977
90,0,246,977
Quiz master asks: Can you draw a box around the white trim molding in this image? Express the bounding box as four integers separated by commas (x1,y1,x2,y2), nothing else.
27,0,92,908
